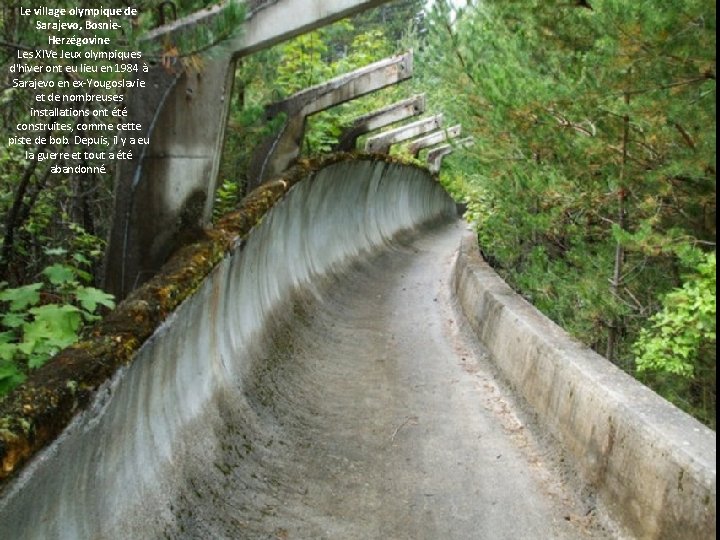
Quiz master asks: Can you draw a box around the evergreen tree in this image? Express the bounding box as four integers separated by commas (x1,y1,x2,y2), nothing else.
422,0,715,425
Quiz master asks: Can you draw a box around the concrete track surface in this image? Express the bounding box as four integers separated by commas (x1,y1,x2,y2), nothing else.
165,220,609,539
0,162,618,539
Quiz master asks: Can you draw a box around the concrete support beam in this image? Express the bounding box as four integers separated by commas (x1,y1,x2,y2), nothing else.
265,53,412,119
427,136,473,173
407,124,462,157
334,94,426,151
427,144,453,174
364,114,443,154
104,0,395,300
248,51,413,186
145,0,393,58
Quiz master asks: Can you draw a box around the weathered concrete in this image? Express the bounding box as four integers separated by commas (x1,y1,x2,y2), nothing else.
2,154,715,538
248,52,413,187
145,0,394,58
407,124,462,157
452,232,717,539
104,57,235,301
427,144,453,173
0,157,461,539
334,94,425,151
427,136,474,173
104,0,395,300
264,53,413,120
365,114,443,153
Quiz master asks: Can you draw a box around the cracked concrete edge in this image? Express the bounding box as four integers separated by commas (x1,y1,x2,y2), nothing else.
451,231,716,540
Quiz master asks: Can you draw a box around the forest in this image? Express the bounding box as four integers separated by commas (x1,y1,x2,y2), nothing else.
0,0,716,428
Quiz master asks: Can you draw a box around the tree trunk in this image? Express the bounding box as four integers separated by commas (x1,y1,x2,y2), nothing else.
606,85,630,363
0,141,49,281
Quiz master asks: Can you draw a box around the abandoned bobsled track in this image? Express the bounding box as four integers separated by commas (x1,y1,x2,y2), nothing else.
0,156,715,539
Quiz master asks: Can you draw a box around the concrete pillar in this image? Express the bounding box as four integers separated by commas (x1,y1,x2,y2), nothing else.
407,124,461,157
334,94,425,151
427,136,473,173
104,0,395,300
248,52,413,187
364,114,443,154
427,144,453,173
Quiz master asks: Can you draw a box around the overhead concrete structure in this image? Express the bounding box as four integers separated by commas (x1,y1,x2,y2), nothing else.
427,144,453,173
248,51,413,187
145,0,392,57
104,0,395,300
334,94,426,151
0,156,715,539
365,114,443,153
407,124,462,157
264,53,413,120
427,136,474,173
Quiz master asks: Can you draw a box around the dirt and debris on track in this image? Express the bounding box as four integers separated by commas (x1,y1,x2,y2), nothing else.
166,220,614,539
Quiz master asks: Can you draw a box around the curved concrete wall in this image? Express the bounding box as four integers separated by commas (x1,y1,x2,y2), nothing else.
452,232,716,540
0,159,455,539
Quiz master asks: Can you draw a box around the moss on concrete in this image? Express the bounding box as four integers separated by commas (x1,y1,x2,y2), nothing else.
0,153,429,485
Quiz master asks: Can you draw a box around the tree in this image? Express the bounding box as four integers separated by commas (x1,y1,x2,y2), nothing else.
633,251,715,427
422,0,715,425
0,0,244,397
0,0,245,285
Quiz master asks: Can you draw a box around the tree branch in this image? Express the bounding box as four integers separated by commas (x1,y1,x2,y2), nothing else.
0,38,34,52
672,121,696,149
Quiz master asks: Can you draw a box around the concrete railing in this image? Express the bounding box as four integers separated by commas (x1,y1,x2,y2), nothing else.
452,232,716,539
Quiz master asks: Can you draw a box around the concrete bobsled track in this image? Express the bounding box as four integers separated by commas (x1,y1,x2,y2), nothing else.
0,156,714,539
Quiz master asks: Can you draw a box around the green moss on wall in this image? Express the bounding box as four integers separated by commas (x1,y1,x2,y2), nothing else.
0,153,431,484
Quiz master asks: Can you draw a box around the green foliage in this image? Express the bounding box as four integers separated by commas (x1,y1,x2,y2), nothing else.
1,1,246,289
216,8,424,202
0,256,115,397
0,283,42,312
74,286,116,315
423,0,716,425
0,356,27,396
633,252,715,426
213,176,241,219
21,304,83,368
352,0,426,44
634,252,715,376
141,0,246,63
